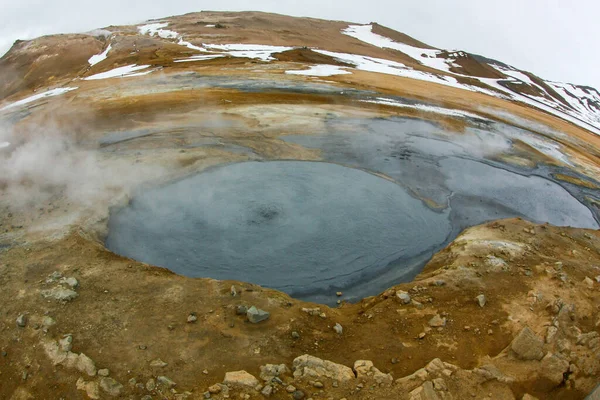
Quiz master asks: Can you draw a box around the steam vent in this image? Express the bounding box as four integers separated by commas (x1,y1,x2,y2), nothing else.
1,11,600,400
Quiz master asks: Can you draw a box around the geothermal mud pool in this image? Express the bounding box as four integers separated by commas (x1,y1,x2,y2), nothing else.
106,117,599,303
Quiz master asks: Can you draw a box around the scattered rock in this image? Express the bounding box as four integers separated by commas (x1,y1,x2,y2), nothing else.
546,326,558,343
76,377,100,399
75,353,97,376
59,335,73,352
418,332,427,339
313,381,324,388
99,377,123,397
260,363,289,381
522,394,539,400
301,307,321,316
231,285,237,296
409,380,440,400
236,305,248,315
292,390,305,400
511,327,545,361
476,294,486,307
540,353,569,387
42,316,56,328
333,323,343,335
292,354,355,382
187,313,198,323
428,314,446,327
146,379,156,391
208,384,222,394
150,358,168,368
286,385,296,393
98,368,110,377
261,385,273,396
247,306,270,323
157,376,176,388
41,287,78,302
432,377,447,391
583,276,594,288
353,360,393,385
336,291,343,297
223,370,259,387
396,290,411,304
60,277,79,288
291,331,300,339
16,314,27,328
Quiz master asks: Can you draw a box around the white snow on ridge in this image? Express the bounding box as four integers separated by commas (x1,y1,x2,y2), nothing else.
285,64,351,77
203,43,293,61
0,87,78,111
342,24,456,73
177,39,207,53
83,64,152,80
138,22,178,39
88,44,112,66
0,142,10,149
362,97,488,120
174,54,225,63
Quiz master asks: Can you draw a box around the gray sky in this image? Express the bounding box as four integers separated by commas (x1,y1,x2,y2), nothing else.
1,0,598,90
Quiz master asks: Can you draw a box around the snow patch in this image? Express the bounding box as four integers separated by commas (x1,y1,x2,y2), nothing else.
138,22,178,39
285,64,351,77
203,43,293,61
88,44,112,66
174,54,225,62
0,87,78,111
362,97,488,120
0,142,10,149
83,65,152,80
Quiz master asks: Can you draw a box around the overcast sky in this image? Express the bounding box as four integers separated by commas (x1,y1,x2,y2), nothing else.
1,0,598,89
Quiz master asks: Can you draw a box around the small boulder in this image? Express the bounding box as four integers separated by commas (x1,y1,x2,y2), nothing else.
259,364,289,381
396,290,411,304
353,360,393,385
41,287,78,302
292,354,355,382
511,327,545,361
236,305,248,315
247,306,270,323
150,358,168,368
157,376,176,388
16,314,27,328
76,377,100,400
476,294,486,307
333,323,343,335
428,315,446,327
540,353,569,387
99,377,123,397
223,370,259,387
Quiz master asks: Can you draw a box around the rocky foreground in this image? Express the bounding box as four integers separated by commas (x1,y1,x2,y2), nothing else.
0,218,598,399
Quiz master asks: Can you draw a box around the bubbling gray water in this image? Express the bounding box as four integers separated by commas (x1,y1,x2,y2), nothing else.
106,161,452,301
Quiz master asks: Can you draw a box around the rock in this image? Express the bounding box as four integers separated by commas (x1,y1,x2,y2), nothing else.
98,368,110,377
395,368,429,392
260,363,289,381
208,384,222,394
99,377,123,397
540,353,569,387
418,332,427,339
291,331,300,339
76,377,100,399
333,323,343,335
473,364,515,384
236,305,248,315
292,354,355,382
584,277,594,288
319,312,327,318
336,291,343,297
428,315,446,327
247,306,270,323
301,307,321,316
511,327,545,361
409,381,440,400
47,271,63,283
60,277,79,288
41,287,78,302
313,381,324,388
146,379,156,391
433,280,446,287
141,396,153,400
223,370,259,387
476,294,486,307
292,390,305,400
546,326,558,343
261,385,273,396
16,314,27,328
286,385,296,393
231,285,237,296
396,290,411,304
432,378,447,391
59,335,73,352
521,394,539,400
353,360,393,385
71,353,96,376
42,316,56,327
157,376,176,388
187,313,198,323
150,358,168,368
